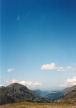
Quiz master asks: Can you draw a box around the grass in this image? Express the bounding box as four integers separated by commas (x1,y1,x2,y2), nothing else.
0,102,76,108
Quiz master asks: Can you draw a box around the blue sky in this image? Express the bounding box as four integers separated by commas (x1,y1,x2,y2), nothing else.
1,0,76,89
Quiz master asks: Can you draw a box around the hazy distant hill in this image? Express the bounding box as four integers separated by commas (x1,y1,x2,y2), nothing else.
45,91,64,102
33,89,50,96
0,83,49,105
58,85,76,104
33,89,64,103
41,85,76,104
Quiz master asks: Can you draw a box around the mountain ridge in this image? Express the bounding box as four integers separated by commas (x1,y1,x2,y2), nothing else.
0,83,49,105
0,83,76,105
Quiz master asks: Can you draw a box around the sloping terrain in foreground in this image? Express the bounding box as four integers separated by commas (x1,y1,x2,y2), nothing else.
0,102,76,108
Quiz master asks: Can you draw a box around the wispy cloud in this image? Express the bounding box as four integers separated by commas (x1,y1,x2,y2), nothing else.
7,68,16,72
60,76,76,87
41,62,76,72
41,63,57,71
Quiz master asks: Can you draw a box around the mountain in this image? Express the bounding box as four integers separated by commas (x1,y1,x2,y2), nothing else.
1,83,76,105
0,83,49,105
57,85,76,104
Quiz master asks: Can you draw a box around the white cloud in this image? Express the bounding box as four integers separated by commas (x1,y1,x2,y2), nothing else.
7,68,15,72
60,76,76,87
41,63,56,70
0,80,2,87
57,67,64,72
0,82,2,87
41,62,76,72
0,84,2,87
66,66,76,71
5,80,42,89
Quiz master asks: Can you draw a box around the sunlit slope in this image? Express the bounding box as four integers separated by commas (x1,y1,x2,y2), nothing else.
0,102,76,108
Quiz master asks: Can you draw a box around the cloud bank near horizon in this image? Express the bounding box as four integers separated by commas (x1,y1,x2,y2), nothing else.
0,80,42,89
60,76,76,87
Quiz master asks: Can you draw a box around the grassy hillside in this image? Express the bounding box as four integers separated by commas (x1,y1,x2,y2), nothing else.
0,102,76,108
